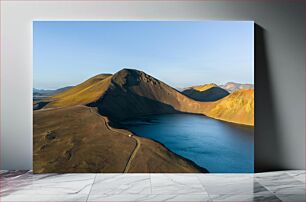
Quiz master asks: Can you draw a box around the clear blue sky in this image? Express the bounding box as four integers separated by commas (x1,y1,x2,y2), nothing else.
33,21,254,90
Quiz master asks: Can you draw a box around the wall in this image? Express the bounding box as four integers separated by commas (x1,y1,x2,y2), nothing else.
1,0,304,171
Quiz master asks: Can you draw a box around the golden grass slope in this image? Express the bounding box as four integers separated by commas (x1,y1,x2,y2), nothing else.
187,83,218,92
204,89,254,126
48,74,112,107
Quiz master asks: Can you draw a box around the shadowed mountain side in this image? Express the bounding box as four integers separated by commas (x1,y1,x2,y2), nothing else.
182,86,229,102
33,101,50,110
88,69,207,121
88,89,180,121
205,89,254,126
33,105,205,173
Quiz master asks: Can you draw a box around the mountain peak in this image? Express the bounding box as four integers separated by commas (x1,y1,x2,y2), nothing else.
111,68,159,88
120,67,139,71
112,68,143,87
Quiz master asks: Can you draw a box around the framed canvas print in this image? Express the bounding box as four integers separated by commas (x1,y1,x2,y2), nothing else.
33,21,254,173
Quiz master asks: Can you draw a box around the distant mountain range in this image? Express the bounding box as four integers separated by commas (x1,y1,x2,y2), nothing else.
220,82,254,93
180,82,253,103
35,69,254,126
180,81,254,125
34,82,253,97
33,86,73,97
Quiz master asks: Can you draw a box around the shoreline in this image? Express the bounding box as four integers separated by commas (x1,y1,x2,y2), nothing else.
100,109,209,173
107,110,254,128
115,112,254,173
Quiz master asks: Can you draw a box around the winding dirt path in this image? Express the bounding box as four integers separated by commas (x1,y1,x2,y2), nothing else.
88,106,140,173
123,137,141,173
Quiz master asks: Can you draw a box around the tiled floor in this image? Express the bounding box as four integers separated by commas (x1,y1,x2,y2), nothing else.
0,170,305,202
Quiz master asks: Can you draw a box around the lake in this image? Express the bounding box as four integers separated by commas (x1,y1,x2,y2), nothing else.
120,113,254,173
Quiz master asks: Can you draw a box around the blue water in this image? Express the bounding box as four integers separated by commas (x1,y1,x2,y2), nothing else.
120,114,254,173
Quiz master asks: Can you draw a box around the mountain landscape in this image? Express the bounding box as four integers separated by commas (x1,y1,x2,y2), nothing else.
182,84,229,102
33,68,254,173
